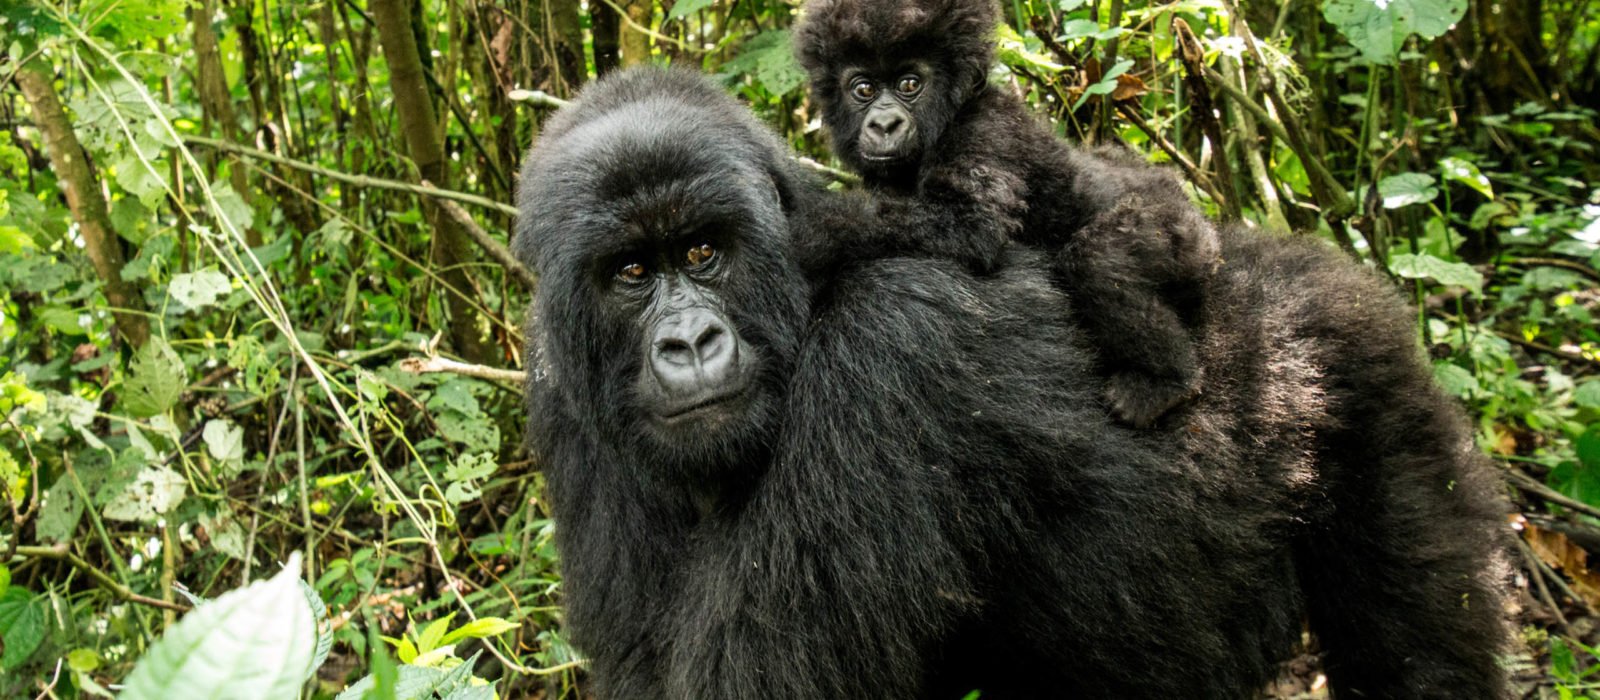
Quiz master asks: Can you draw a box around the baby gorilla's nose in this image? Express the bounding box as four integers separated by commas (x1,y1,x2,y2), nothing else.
866,111,905,137
651,309,737,395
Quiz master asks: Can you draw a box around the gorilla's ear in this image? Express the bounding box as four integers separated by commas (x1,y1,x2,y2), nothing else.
760,153,805,214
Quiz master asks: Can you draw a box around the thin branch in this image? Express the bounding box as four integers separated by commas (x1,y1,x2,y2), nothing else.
422,180,538,292
1502,465,1600,521
11,544,191,613
1114,103,1227,210
398,356,528,385
182,134,519,216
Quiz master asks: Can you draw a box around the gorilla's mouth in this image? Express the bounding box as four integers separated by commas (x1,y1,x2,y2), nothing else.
656,386,751,422
858,149,910,163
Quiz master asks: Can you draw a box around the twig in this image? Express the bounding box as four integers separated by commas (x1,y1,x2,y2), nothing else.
182,135,519,216
1172,19,1241,220
1504,257,1600,283
422,180,538,292
1114,103,1227,211
1217,0,1355,223
398,356,528,385
796,156,861,185
10,544,191,612
1493,329,1600,369
1517,536,1573,635
508,89,570,109
1502,465,1600,521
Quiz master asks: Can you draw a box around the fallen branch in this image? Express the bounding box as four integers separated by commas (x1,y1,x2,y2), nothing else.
398,356,527,385
1503,465,1600,521
11,544,190,613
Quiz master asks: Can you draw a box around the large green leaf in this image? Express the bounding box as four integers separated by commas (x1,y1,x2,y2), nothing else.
0,587,47,670
1323,0,1467,64
1389,252,1483,295
1377,172,1439,209
121,337,185,417
723,31,805,96
119,554,318,700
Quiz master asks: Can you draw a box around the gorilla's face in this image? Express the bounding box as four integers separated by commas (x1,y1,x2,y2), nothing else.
517,96,808,474
821,60,958,179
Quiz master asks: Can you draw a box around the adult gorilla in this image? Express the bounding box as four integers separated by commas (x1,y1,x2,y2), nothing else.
513,67,1510,698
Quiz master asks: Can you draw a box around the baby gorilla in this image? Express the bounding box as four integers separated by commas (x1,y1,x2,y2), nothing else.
794,0,1218,427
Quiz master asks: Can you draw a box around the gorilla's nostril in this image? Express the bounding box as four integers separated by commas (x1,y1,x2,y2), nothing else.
655,337,695,366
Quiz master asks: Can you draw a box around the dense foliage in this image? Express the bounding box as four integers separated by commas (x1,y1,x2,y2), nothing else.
0,0,1596,696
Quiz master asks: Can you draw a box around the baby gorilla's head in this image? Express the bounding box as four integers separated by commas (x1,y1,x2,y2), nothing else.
795,0,998,177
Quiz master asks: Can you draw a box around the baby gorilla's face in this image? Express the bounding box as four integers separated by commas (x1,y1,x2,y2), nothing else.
827,61,948,177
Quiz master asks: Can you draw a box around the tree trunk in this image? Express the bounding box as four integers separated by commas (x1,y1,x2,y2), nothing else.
619,0,652,66
193,0,261,246
591,2,622,76
370,0,493,363
15,64,150,348
526,0,587,96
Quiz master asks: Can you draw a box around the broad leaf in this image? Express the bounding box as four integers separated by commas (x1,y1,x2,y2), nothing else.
119,555,317,700
1378,172,1439,209
121,337,185,418
1323,0,1467,64
168,269,232,311
1389,252,1483,295
1439,157,1493,199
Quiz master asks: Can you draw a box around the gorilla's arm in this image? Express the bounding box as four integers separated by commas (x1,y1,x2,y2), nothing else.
662,263,987,699
792,116,1026,278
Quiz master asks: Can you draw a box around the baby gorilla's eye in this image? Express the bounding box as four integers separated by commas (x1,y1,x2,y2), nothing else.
897,75,922,95
851,79,878,101
686,242,717,267
618,260,649,282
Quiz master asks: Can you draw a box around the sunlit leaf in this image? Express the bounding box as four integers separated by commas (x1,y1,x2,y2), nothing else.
119,555,317,700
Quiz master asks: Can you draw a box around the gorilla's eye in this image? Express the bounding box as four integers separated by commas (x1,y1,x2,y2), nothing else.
617,260,649,282
686,242,717,267
851,79,878,101
897,76,922,95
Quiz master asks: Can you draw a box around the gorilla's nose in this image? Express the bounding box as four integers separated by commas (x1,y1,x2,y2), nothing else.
866,112,905,138
651,309,738,395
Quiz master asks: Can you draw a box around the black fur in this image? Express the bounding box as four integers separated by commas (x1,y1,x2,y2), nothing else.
515,67,1511,699
794,0,1220,427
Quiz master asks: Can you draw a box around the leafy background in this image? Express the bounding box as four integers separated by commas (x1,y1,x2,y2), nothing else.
0,0,1597,696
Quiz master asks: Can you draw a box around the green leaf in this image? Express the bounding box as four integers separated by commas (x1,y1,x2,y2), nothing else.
1431,361,1478,399
36,473,85,543
203,419,245,463
417,613,455,654
1323,0,1467,64
438,618,519,647
0,587,46,670
723,31,806,95
212,182,254,234
119,554,316,700
667,0,716,20
1389,252,1483,295
101,466,187,522
0,564,8,592
1576,381,1600,409
1377,172,1439,209
1579,426,1600,471
168,269,232,311
1438,157,1493,199
84,0,186,42
121,337,186,417
995,23,1064,74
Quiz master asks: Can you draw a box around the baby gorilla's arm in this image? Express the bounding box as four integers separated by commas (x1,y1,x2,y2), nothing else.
793,159,1027,277
1060,195,1220,428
